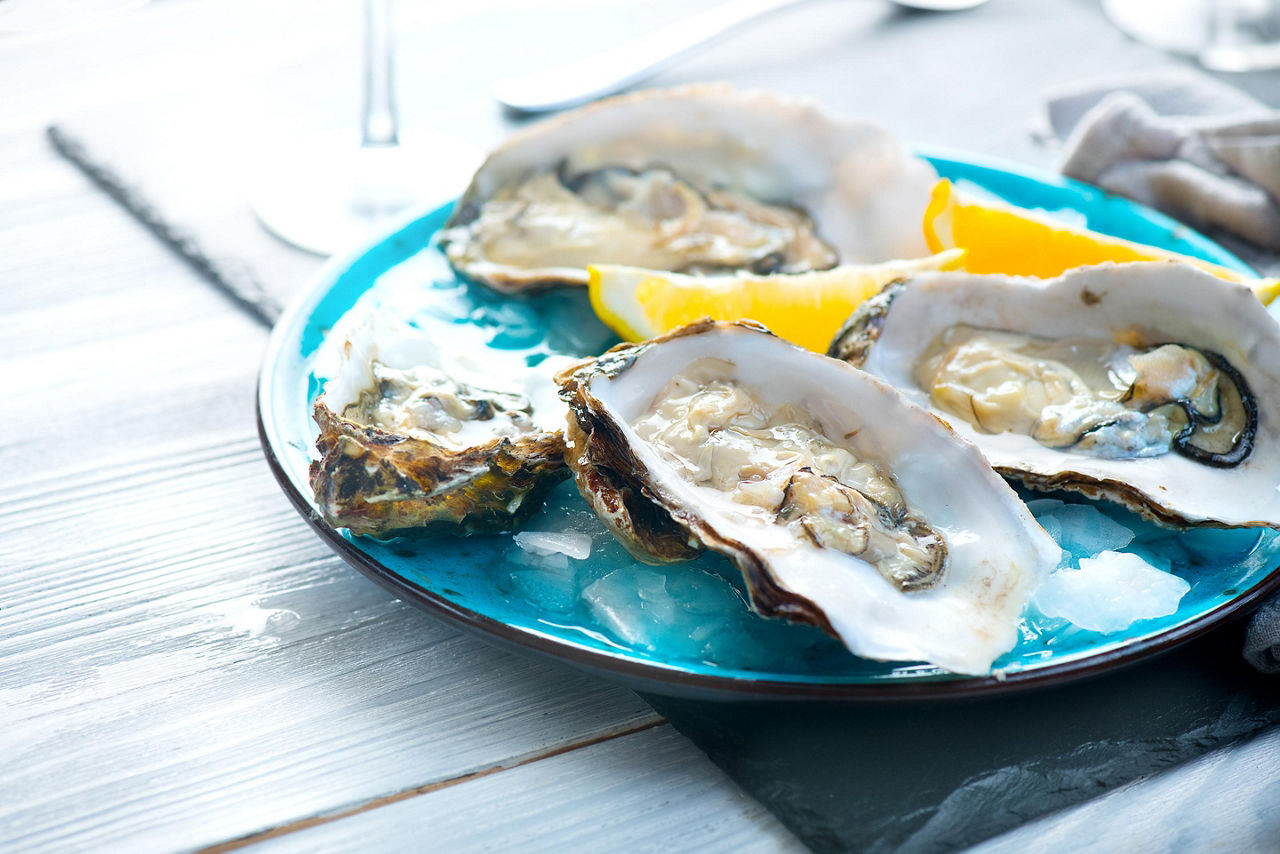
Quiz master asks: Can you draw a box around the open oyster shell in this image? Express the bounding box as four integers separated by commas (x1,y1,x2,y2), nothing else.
559,320,1059,675
830,262,1280,528
440,85,936,293
310,310,569,536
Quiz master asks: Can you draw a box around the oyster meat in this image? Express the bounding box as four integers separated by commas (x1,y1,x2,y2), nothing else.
440,85,936,292
559,320,1059,675
831,262,1280,528
310,306,570,536
914,328,1253,466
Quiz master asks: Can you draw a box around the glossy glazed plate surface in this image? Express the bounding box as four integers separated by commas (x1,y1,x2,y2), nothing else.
258,151,1280,700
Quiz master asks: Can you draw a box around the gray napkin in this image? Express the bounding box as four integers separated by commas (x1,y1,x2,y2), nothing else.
1048,69,1280,253
1245,595,1280,672
1046,71,1280,674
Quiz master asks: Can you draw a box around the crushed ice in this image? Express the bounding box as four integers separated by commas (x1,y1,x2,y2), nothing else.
1034,550,1191,633
488,484,1253,664
513,530,593,560
581,566,745,656
1029,498,1133,563
485,480,840,668
1026,498,1195,634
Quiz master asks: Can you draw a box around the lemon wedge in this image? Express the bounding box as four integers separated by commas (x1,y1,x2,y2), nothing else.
923,179,1280,303
589,250,966,353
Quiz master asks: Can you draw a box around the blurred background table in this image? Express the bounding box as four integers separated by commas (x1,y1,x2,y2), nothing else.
2,1,1278,851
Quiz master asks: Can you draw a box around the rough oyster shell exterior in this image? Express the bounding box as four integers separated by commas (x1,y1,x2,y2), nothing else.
310,400,567,536
308,304,570,537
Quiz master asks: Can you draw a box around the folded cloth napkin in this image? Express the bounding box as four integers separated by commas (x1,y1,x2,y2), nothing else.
1046,71,1280,674
1245,595,1280,672
1047,70,1280,253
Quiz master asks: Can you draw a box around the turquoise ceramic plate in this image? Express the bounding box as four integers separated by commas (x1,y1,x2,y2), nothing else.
258,151,1280,700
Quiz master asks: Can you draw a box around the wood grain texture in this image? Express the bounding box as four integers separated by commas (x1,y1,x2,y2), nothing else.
0,426,667,850
8,0,1280,850
0,68,777,849
244,725,804,854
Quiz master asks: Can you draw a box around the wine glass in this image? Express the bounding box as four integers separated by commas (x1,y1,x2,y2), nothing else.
0,0,149,35
252,0,482,256
1103,0,1280,72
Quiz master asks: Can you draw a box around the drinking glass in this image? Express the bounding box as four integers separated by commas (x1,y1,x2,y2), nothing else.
1103,0,1280,72
252,0,481,256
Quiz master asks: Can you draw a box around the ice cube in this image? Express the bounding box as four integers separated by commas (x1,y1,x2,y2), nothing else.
508,565,578,614
1024,513,1070,568
1043,502,1134,559
513,530,593,560
521,480,616,545
501,539,579,613
1026,498,1067,516
581,565,747,660
1178,526,1264,565
667,571,747,617
1034,550,1190,633
1033,512,1060,540
582,567,671,652
505,543,570,571
634,569,678,625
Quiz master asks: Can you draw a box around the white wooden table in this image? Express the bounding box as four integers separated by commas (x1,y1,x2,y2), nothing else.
0,3,804,849
3,1,1278,851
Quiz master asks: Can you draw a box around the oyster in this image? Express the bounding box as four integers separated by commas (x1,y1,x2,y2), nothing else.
440,85,936,293
559,320,1059,675
310,308,570,536
830,262,1280,528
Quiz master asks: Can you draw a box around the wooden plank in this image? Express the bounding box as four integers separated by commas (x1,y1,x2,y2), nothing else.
0,3,792,852
0,128,780,852
241,725,803,853
0,125,672,848
0,426,674,850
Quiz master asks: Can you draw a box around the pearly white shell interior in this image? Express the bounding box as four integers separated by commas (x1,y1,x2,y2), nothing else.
585,325,1060,675
860,262,1280,528
453,85,938,276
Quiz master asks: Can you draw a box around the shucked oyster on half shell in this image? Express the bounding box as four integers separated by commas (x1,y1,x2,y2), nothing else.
559,320,1060,675
310,308,570,536
440,85,937,293
831,262,1280,529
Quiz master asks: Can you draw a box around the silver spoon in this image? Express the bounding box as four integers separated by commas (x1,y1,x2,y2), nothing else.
492,0,990,114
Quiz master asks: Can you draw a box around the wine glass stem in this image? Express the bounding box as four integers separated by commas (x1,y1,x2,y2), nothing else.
361,0,399,148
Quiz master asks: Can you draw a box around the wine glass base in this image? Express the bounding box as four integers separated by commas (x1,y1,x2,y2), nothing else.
1103,0,1280,71
1102,0,1208,54
252,129,482,257
0,0,149,35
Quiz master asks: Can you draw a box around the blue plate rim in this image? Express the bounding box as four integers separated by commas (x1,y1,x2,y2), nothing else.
256,150,1279,702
